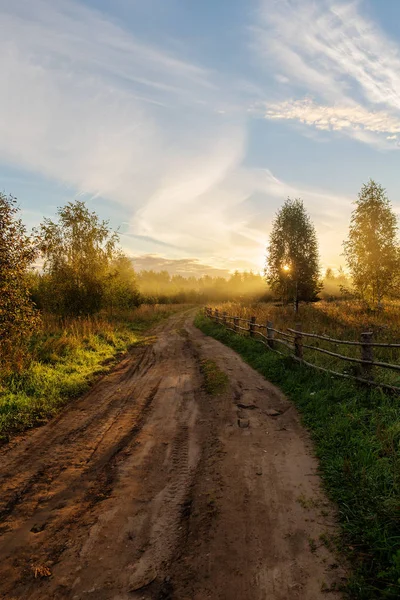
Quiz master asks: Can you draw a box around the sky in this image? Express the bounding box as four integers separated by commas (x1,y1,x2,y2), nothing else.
1,0,400,276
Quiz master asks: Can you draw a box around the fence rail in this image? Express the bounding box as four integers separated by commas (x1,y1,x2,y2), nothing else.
205,307,400,394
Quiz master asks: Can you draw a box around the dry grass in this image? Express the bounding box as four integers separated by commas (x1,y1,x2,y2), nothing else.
210,300,400,341
208,300,400,387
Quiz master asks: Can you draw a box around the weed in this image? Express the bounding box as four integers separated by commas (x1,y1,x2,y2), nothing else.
200,359,229,396
297,494,320,510
319,532,337,553
309,537,318,553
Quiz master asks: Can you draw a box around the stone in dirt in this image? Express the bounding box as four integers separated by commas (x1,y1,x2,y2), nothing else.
265,409,281,417
238,418,250,428
237,402,257,410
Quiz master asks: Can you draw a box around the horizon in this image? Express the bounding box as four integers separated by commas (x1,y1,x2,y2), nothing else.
1,0,400,276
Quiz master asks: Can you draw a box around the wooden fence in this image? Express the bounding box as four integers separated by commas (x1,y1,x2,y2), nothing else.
205,307,400,394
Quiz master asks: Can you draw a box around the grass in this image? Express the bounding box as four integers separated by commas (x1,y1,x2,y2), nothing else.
200,359,229,395
0,304,188,442
209,301,400,389
195,311,400,600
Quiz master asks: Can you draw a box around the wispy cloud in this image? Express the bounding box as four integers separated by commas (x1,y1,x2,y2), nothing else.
1,0,391,273
0,0,242,212
255,0,400,147
264,98,400,143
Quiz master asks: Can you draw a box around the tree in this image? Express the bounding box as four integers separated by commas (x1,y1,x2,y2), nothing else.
105,254,141,312
265,198,321,312
0,193,39,371
343,180,399,306
37,201,119,316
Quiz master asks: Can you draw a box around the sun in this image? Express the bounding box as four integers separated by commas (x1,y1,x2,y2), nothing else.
282,264,290,272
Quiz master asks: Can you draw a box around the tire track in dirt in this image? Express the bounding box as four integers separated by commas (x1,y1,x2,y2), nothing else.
0,309,346,599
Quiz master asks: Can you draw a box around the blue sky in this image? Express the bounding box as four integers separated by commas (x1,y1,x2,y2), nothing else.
1,0,400,275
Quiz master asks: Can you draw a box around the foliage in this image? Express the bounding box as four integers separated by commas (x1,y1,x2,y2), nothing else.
265,198,321,311
343,180,399,306
196,312,400,599
36,200,121,316
105,254,141,310
0,194,40,372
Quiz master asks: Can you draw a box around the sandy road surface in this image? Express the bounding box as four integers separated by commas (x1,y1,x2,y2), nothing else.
0,309,344,600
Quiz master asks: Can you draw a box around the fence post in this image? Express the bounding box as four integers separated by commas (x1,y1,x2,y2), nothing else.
360,331,374,380
249,316,256,338
294,324,303,360
266,321,275,349
234,316,238,333
215,309,219,324
222,311,227,326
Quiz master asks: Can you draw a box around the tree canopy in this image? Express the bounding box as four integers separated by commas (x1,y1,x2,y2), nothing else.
343,180,399,306
37,201,121,315
0,193,39,371
265,198,321,311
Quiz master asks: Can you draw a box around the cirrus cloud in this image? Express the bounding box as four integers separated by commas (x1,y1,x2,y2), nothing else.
255,0,400,149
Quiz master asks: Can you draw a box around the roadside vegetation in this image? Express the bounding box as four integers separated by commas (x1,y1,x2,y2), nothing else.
207,300,400,388
195,312,400,599
0,305,186,442
0,192,188,441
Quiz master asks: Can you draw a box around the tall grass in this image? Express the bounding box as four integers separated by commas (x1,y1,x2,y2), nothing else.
196,312,400,599
0,304,187,441
209,301,400,388
210,300,400,340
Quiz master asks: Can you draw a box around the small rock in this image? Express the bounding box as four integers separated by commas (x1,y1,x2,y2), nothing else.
238,418,250,428
237,402,257,410
265,409,281,417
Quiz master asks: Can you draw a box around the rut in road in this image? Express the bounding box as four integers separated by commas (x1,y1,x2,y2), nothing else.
0,309,345,600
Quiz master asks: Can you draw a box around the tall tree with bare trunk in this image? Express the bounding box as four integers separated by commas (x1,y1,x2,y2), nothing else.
265,198,321,313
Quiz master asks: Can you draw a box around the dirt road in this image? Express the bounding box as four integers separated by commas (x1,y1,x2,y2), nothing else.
0,309,345,599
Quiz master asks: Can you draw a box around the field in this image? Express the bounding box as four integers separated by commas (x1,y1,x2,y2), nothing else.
0,304,187,442
196,301,400,599
208,300,400,389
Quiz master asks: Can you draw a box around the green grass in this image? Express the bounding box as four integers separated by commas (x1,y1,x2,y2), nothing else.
200,359,229,395
0,304,187,442
195,312,400,600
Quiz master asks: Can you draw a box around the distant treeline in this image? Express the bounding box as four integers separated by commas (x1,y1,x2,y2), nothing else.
136,270,269,303
136,268,352,304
